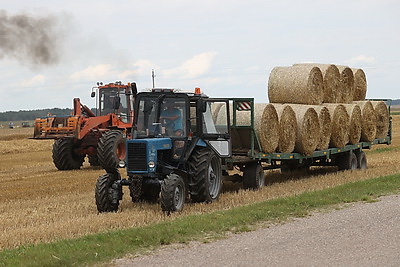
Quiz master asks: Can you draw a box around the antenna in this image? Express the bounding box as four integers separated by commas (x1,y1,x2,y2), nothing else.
152,69,156,88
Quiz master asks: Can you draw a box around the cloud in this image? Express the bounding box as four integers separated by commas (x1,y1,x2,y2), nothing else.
70,64,115,81
345,55,376,65
162,52,217,79
19,74,46,87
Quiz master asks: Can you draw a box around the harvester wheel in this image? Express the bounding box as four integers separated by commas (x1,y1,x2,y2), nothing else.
88,154,100,166
52,138,84,170
243,161,265,190
355,151,367,169
337,151,357,171
160,173,185,213
95,172,121,213
188,147,222,203
98,130,126,172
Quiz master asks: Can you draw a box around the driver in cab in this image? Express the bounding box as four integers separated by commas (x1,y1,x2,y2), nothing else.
160,101,183,136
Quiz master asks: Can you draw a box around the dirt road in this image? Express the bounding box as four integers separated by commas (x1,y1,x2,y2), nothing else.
115,195,400,266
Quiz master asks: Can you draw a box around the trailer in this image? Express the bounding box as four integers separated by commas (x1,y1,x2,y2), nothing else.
223,98,392,189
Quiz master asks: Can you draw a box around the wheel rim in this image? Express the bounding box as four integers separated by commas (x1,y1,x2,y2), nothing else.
208,156,221,199
173,183,184,210
116,141,126,160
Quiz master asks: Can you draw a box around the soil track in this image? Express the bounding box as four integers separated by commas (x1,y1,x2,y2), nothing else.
0,116,399,251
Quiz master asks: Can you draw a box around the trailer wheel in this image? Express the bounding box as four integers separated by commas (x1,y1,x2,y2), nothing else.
337,151,357,171
160,173,185,213
95,172,121,213
355,151,367,169
98,130,126,172
52,138,84,170
243,162,265,190
188,147,222,203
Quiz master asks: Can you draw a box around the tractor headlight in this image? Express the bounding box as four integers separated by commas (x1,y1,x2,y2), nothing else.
118,160,126,168
148,161,155,168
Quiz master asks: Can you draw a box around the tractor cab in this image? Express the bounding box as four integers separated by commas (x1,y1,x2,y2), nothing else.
93,81,136,124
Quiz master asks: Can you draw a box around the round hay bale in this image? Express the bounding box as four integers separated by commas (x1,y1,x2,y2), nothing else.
342,104,362,144
268,66,324,105
287,105,320,156
336,66,355,103
310,105,332,150
323,104,350,148
354,101,377,142
271,104,297,153
371,101,389,138
352,68,367,101
293,63,340,103
236,103,279,153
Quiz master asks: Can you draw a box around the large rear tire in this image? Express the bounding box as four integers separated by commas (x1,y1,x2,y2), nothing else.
243,162,265,190
188,147,222,203
52,138,84,170
98,130,126,172
160,173,185,213
95,172,121,213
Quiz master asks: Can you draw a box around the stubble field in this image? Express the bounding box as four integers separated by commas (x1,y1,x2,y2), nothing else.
0,116,399,251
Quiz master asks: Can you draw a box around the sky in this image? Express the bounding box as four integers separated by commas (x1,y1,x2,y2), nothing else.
0,0,399,112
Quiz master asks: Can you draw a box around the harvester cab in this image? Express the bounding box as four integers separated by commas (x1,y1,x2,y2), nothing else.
95,88,232,214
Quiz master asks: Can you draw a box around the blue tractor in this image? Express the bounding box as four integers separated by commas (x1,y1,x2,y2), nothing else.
95,88,231,213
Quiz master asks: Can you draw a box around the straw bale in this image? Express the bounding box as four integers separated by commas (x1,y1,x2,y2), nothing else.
336,66,355,103
268,66,323,105
287,104,320,156
354,101,377,142
343,104,362,144
271,104,297,153
310,105,332,150
323,104,350,148
352,68,367,101
371,101,389,138
236,103,279,153
293,63,340,103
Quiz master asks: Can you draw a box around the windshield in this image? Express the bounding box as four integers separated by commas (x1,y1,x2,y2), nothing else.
99,87,130,123
136,96,187,137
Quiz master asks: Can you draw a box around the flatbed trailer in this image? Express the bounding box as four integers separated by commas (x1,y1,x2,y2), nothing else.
223,98,392,186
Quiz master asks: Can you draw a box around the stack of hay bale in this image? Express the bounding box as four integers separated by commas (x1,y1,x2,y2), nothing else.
253,63,390,156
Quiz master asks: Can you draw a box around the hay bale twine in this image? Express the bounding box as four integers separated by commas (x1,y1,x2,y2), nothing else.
354,101,377,142
323,104,350,148
268,66,324,105
371,101,389,138
310,106,332,150
336,66,355,103
352,68,367,101
236,103,279,153
342,104,362,144
271,104,297,153
293,63,340,103
287,104,320,156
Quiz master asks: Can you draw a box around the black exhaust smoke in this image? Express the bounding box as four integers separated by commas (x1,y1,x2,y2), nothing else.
0,10,66,67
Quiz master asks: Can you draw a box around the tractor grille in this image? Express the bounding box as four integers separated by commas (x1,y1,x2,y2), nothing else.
127,142,147,172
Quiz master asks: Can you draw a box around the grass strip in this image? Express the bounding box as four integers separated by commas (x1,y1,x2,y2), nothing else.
1,173,400,266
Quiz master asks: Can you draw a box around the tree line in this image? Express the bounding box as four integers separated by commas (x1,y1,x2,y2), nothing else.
0,108,73,122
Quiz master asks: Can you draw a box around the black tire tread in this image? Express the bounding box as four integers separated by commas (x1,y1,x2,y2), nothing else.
98,130,125,172
160,174,185,212
95,173,119,212
52,138,84,170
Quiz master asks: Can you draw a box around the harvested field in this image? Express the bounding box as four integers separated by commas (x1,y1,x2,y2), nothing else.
0,116,399,251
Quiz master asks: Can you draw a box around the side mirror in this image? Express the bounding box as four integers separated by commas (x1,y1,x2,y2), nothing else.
131,82,138,96
91,92,95,98
114,96,121,109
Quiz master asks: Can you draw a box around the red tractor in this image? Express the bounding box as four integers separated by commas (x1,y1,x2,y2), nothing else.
33,81,137,172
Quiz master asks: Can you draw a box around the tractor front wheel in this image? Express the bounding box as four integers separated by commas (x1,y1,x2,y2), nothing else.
52,138,84,170
98,130,126,172
95,172,121,213
160,173,185,213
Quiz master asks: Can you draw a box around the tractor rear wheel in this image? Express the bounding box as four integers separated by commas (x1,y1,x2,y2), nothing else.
188,147,222,203
98,130,126,172
52,138,84,170
95,172,121,213
243,161,265,190
160,173,185,213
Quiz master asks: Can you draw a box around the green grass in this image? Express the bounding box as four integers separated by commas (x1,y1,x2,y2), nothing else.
368,146,400,154
1,173,400,267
